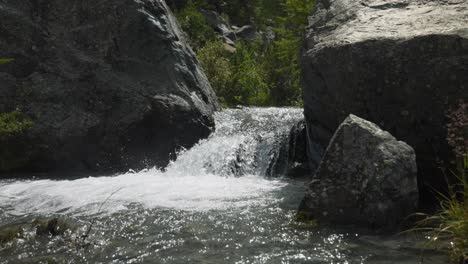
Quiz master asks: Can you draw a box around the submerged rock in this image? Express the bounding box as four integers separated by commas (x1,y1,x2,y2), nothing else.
0,225,23,245
300,0,468,204
0,0,218,174
33,218,74,237
299,115,418,229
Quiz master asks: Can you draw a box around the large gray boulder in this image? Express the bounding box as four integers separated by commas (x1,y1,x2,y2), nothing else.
299,115,418,228
0,0,218,174
300,0,468,204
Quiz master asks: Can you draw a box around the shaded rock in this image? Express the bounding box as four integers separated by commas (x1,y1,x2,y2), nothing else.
224,31,238,43
223,36,236,47
33,218,74,237
269,120,313,178
200,9,234,38
235,25,260,41
286,120,311,178
300,0,468,205
0,0,218,174
299,115,418,229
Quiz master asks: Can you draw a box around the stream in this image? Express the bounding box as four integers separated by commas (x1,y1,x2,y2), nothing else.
0,108,448,263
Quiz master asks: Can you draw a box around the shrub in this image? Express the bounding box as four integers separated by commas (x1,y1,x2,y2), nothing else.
229,41,270,106
175,1,216,49
174,0,315,107
0,111,33,140
412,158,467,263
196,39,234,106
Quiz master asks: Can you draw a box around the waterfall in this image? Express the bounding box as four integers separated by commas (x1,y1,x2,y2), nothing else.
0,107,303,215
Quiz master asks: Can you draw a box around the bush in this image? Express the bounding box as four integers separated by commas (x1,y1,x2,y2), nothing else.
0,111,33,140
174,0,315,107
196,40,234,106
175,1,216,49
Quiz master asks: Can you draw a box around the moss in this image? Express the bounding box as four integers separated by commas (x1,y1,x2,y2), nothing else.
0,111,33,140
0,58,14,64
0,111,34,172
291,211,318,230
0,225,24,245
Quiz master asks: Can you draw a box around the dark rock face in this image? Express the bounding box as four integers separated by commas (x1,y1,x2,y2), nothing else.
300,0,468,204
0,0,218,174
300,115,418,229
269,120,314,179
285,120,311,178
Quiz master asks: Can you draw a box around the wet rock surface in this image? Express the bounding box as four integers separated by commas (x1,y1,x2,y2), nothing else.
300,115,418,229
300,0,468,204
0,0,218,174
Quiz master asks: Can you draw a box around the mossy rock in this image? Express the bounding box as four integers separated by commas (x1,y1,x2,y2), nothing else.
0,111,35,172
0,225,24,245
291,211,318,231
32,218,75,237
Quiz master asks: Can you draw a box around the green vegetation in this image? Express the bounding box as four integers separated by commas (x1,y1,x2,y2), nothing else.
0,58,13,64
175,1,216,48
174,0,315,107
411,158,467,263
0,111,33,140
292,210,318,230
0,111,33,171
408,102,467,263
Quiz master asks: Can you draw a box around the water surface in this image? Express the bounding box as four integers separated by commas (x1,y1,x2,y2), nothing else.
0,108,448,263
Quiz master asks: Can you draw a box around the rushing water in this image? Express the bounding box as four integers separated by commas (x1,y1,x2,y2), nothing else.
0,108,448,263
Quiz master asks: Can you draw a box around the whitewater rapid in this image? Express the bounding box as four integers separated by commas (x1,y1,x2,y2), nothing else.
0,108,303,216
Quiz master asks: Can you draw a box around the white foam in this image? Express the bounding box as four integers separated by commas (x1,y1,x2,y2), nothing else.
0,170,285,215
0,108,302,216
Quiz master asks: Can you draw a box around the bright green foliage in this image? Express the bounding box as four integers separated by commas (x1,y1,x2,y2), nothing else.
175,1,216,49
197,40,270,106
0,58,14,65
0,111,33,140
196,40,234,106
230,42,270,106
174,0,315,107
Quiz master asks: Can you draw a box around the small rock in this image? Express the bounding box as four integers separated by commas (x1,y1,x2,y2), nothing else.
33,218,73,236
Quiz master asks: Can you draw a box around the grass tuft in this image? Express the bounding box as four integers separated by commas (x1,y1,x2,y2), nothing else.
408,155,467,263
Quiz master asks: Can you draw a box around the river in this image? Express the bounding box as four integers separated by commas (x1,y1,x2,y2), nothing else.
0,108,447,263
